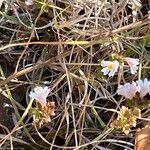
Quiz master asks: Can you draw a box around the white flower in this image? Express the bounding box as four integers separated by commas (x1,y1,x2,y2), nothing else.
25,0,33,6
132,0,142,8
29,86,50,107
124,57,139,74
101,60,119,77
136,78,150,98
117,82,138,99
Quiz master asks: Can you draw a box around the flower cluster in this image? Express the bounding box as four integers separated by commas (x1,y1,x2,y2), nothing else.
117,78,150,99
29,86,55,126
101,60,119,77
101,57,139,77
111,106,141,135
29,86,50,107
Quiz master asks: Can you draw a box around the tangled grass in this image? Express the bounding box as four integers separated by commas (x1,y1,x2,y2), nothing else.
0,0,150,149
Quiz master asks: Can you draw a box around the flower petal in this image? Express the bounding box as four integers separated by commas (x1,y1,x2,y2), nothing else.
117,82,138,99
124,57,139,74
101,60,119,77
136,78,150,98
29,86,50,107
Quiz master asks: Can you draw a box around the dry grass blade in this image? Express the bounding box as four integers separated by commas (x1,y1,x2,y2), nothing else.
0,0,150,149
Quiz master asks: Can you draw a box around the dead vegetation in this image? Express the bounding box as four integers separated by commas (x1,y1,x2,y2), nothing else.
0,0,150,149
